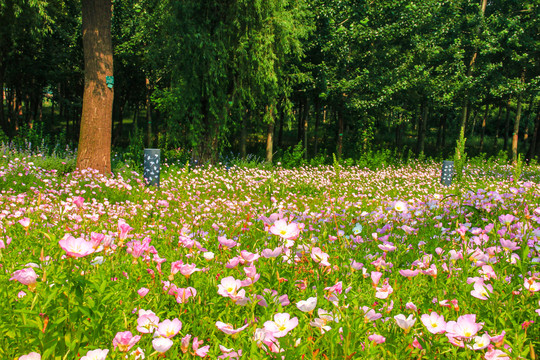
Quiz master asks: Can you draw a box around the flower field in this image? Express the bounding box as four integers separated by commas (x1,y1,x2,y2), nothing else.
1,156,539,359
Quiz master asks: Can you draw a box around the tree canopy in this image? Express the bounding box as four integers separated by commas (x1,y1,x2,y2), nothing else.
1,0,539,166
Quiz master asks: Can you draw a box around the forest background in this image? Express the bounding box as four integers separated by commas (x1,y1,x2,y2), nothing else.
0,0,539,170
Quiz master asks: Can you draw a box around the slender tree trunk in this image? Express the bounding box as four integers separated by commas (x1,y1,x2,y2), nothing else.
494,103,503,147
314,97,320,156
15,88,22,132
460,0,487,137
396,115,402,148
469,108,478,138
76,0,114,173
503,100,511,150
303,97,308,159
436,114,445,151
527,108,540,162
145,77,152,147
240,110,247,159
512,95,523,163
416,102,428,155
479,104,489,152
277,106,283,149
336,109,344,158
442,115,447,148
50,98,55,127
523,96,535,147
0,65,4,134
265,106,274,163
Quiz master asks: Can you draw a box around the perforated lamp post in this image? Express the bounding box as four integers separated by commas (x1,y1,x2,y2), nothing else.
144,149,161,187
441,160,454,186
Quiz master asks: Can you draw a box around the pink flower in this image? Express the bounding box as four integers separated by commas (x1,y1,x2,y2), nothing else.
445,314,483,340
80,349,109,360
489,330,506,346
136,309,159,334
500,239,520,252
498,214,515,225
524,278,540,292
180,334,191,354
399,269,420,277
215,321,249,335
485,348,510,360
264,313,299,338
118,220,134,240
59,234,95,258
218,236,237,249
217,276,243,298
420,312,446,334
10,268,38,285
394,314,416,333
311,247,331,266
112,331,141,352
156,318,183,338
19,352,41,360
218,345,242,359
368,334,386,344
178,263,200,277
375,281,393,299
240,250,260,264
175,287,197,303
253,328,281,353
405,302,417,312
470,282,493,300
370,271,383,285
18,217,31,228
73,196,85,208
137,287,149,297
192,337,210,357
152,338,174,353
296,297,317,312
269,219,300,240
468,333,490,350
362,307,382,322
261,247,282,258
394,201,407,212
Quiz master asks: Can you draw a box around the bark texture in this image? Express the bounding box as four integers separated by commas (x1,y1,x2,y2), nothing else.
76,0,114,174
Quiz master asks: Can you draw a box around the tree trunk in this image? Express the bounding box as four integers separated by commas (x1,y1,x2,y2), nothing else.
303,97,308,159
314,97,320,156
336,109,343,158
503,100,511,150
512,95,522,163
265,106,274,163
77,0,114,174
469,108,478,138
0,64,4,134
479,103,489,152
436,114,445,151
494,103,503,148
145,77,152,147
240,110,247,159
459,0,487,137
527,107,540,162
416,102,428,155
277,106,283,149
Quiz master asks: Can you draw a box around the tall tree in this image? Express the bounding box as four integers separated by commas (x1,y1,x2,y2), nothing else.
76,0,114,173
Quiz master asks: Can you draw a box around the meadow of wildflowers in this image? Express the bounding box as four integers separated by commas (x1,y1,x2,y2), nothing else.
1,155,539,359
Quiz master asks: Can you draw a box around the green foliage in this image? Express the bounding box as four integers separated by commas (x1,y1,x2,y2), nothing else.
120,125,146,172
513,154,523,185
453,130,468,183
279,141,306,168
356,148,399,170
